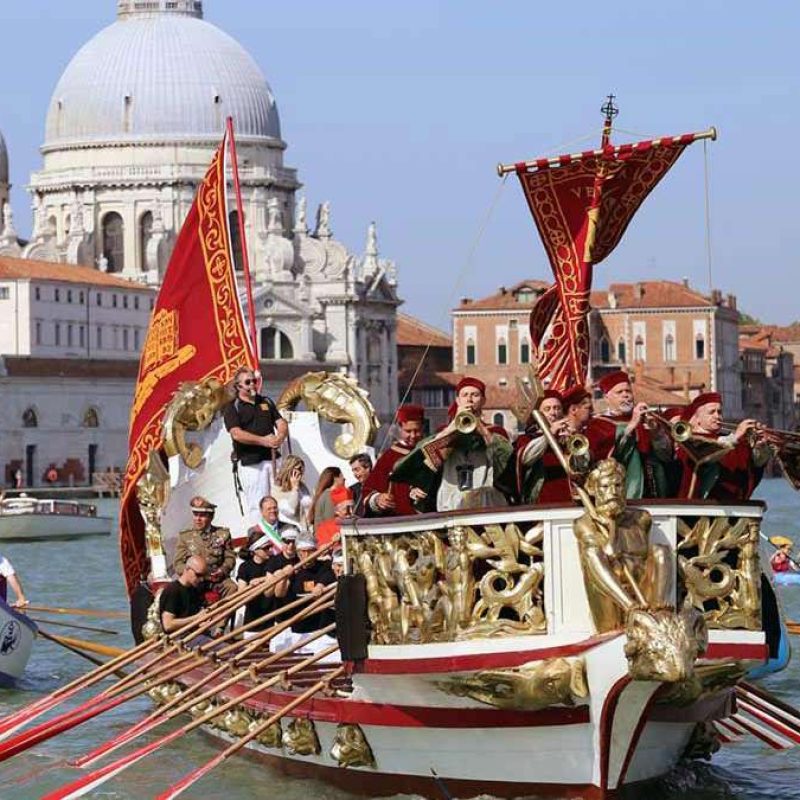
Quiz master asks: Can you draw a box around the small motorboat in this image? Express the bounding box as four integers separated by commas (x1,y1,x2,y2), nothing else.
0,599,36,686
0,496,112,541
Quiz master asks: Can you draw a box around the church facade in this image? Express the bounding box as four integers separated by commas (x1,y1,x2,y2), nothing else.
0,0,399,487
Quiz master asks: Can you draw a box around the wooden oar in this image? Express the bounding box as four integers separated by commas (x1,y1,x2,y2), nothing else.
36,630,115,673
38,632,126,659
0,591,336,764
0,540,335,741
25,605,128,620
29,617,119,636
43,645,341,800
72,621,337,769
157,665,346,800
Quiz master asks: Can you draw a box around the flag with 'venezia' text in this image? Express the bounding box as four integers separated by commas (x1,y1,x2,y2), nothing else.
119,133,257,596
517,134,700,390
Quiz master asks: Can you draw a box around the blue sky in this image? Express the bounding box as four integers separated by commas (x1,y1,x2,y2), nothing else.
1,1,797,330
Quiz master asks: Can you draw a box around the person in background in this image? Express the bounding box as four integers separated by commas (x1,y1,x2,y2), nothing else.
332,552,345,578
173,496,238,600
246,496,284,554
159,555,208,634
362,404,426,517
347,453,373,516
315,485,353,548
0,553,28,608
223,366,288,527
270,456,312,531
769,536,797,574
290,532,336,652
308,466,344,530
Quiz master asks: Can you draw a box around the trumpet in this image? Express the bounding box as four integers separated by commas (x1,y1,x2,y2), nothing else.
720,421,800,447
453,410,478,435
565,433,591,474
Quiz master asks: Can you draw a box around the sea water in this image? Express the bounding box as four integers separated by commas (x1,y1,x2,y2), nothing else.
0,484,798,799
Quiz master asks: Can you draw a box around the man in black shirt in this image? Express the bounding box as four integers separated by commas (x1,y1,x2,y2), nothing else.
291,534,336,639
223,367,288,529
159,555,208,634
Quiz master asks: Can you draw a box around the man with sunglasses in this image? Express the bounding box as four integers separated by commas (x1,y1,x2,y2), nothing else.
223,366,288,527
159,554,209,634
173,496,237,600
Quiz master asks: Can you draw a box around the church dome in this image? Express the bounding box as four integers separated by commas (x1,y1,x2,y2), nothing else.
0,130,8,185
43,1,281,149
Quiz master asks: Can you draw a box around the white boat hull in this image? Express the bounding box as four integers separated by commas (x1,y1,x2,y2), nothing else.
0,599,36,685
0,514,112,541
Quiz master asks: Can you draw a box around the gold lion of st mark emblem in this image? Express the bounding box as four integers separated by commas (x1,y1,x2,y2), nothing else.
131,309,196,418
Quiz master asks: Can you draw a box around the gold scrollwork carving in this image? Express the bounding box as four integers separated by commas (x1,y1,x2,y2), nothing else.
251,719,283,749
435,657,588,711
677,516,761,630
163,377,228,469
349,522,546,645
141,588,164,640
283,718,320,756
330,723,376,768
136,451,170,563
277,371,380,459
222,708,255,737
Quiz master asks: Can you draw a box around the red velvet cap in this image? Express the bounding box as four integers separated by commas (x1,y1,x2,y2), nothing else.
330,485,353,506
456,376,486,396
597,371,631,395
446,401,458,421
662,405,685,421
396,404,425,424
682,392,722,421
540,388,562,404
561,386,591,410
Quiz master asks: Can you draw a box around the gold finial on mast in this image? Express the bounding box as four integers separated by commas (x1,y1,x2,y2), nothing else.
600,94,619,148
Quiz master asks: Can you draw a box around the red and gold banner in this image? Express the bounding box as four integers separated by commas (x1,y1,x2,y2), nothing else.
517,138,690,390
119,135,256,596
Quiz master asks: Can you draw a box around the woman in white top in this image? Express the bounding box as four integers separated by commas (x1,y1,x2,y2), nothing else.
271,456,312,532
0,555,28,608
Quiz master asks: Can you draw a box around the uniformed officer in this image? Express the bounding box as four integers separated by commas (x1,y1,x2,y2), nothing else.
173,496,238,600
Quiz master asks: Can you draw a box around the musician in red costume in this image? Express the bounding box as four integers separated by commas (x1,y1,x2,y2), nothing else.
591,371,674,498
362,404,426,517
676,392,770,501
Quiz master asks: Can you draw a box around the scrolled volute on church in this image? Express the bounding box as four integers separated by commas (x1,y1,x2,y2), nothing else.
277,371,380,459
677,515,761,631
348,522,546,645
163,377,228,469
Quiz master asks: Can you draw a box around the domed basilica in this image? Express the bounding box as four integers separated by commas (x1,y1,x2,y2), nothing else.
1,0,399,415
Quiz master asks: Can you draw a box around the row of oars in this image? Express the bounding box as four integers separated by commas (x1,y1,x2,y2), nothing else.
1,541,342,799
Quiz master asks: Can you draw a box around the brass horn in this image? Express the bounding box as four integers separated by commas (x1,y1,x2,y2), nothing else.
671,420,693,443
566,434,590,457
454,410,478,435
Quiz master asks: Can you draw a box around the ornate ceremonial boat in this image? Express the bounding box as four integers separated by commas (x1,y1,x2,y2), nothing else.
78,111,795,799
0,599,35,686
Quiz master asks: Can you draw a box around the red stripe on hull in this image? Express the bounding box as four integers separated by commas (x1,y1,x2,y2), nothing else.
598,676,632,791
704,643,768,661
356,633,618,675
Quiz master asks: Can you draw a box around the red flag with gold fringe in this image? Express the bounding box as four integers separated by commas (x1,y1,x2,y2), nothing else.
119,134,256,596
516,134,702,390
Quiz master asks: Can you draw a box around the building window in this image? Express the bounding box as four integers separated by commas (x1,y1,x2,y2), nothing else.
101,211,125,272
67,289,73,303
664,333,676,362
35,322,42,345
695,335,705,360
520,340,530,364
22,408,38,428
82,408,99,428
79,291,85,304
497,338,508,365
466,338,476,366
0,287,9,300
123,295,128,309
35,287,41,301
55,288,60,302
149,297,154,310
96,293,102,306
493,412,505,427
55,323,61,346
599,337,610,363
112,294,118,308
97,326,103,349
229,211,244,272
617,339,626,362
139,211,153,272
634,335,645,361
123,328,129,350
134,328,140,350
67,324,74,347
134,296,140,310
79,325,85,348
260,327,293,359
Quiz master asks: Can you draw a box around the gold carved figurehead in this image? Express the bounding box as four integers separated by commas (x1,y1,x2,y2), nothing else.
277,371,380,459
163,377,228,469
572,459,707,683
